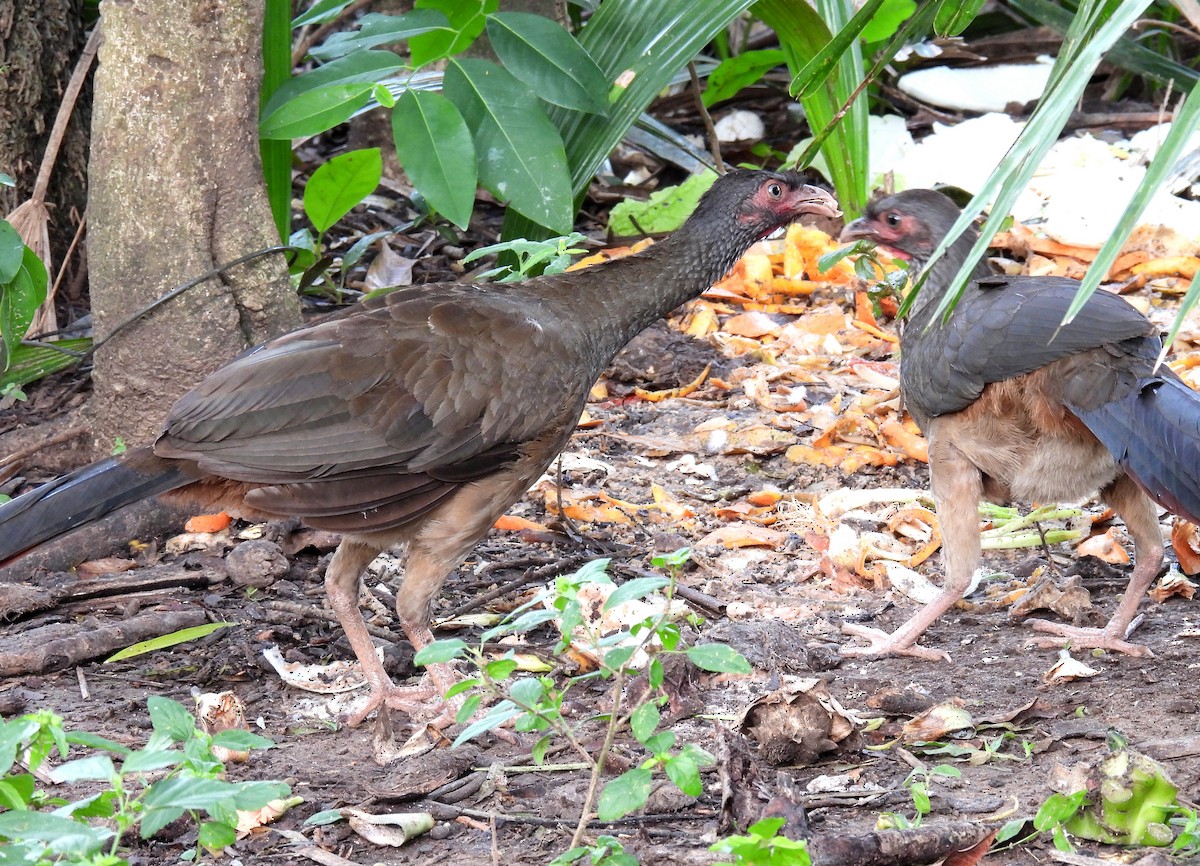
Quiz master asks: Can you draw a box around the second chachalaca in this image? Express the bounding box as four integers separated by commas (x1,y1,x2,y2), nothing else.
839,189,1200,661
0,170,839,722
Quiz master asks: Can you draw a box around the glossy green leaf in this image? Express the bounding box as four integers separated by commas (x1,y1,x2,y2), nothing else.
861,0,915,43
452,700,522,746
934,0,987,36
0,220,24,282
604,576,670,611
0,246,48,371
260,50,405,139
211,729,275,751
414,638,468,665
292,0,355,27
199,820,237,852
487,12,607,114
304,148,382,233
120,749,183,774
598,768,653,821
665,749,703,797
0,811,112,856
48,755,116,784
445,58,573,232
503,0,756,240
392,90,477,229
410,0,495,67
308,10,451,61
703,49,786,106
685,643,751,674
105,621,234,662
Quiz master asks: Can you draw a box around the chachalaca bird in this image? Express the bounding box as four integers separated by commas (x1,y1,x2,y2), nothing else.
0,170,839,723
838,188,1200,661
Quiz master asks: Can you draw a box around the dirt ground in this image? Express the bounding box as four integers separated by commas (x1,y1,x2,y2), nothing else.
4,276,1200,866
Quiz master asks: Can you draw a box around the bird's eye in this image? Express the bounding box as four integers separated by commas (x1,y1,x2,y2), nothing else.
766,182,783,199
885,212,902,227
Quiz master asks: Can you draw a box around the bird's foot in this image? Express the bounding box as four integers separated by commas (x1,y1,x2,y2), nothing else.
840,623,951,662
346,661,463,728
1027,620,1154,657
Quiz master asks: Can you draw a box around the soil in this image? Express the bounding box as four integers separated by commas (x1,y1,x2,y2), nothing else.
4,293,1200,866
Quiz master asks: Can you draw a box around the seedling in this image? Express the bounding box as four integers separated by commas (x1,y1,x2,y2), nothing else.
710,817,811,866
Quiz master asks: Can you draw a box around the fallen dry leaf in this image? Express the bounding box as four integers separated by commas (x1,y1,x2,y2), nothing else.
1148,569,1197,603
1171,518,1200,574
1075,526,1131,564
1042,648,1099,683
697,522,787,549
76,557,138,575
902,699,974,742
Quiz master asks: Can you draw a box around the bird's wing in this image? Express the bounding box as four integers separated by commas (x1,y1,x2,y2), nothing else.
155,285,583,484
903,276,1158,419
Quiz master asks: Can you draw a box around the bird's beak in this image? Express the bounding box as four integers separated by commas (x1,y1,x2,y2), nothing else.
797,186,841,219
839,217,874,243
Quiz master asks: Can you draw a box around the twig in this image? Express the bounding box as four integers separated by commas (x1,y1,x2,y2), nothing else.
0,425,89,471
688,61,725,174
264,599,400,642
85,245,294,360
441,556,591,618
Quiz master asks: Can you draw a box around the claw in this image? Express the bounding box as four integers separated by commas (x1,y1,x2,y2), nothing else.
840,623,952,662
1027,619,1154,657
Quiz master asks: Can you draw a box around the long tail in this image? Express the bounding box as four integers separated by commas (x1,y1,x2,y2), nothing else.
1073,373,1200,526
0,446,194,561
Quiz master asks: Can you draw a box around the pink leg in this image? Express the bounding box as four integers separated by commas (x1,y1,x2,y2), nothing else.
323,539,454,726
1028,474,1161,657
842,437,982,662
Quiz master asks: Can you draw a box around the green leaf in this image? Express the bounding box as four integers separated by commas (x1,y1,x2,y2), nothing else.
604,577,671,612
481,607,559,642
860,0,915,42
597,768,653,822
143,776,237,811
292,0,356,27
531,735,551,765
934,0,987,36
231,781,290,810
444,58,573,233
309,10,449,60
629,702,660,745
603,645,637,672
703,49,786,107
642,730,675,755
414,638,468,666
199,819,237,852
487,12,608,114
509,677,546,707
392,90,477,229
410,0,496,67
0,246,48,370
65,730,130,756
444,678,482,699
105,622,234,662
0,220,24,283
305,809,345,826
502,0,757,241
685,643,751,674
260,50,405,139
665,749,703,797
456,694,482,724
607,170,718,236
452,701,521,747
211,729,275,751
1035,791,1088,830
304,148,383,233
147,697,197,743
121,749,183,774
47,755,115,784
0,811,112,857
0,774,34,809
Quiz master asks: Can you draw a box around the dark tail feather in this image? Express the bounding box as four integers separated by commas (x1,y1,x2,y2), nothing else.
1074,374,1200,525
0,446,193,561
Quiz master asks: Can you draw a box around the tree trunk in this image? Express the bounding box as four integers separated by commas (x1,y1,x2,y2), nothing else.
0,0,89,272
88,0,300,450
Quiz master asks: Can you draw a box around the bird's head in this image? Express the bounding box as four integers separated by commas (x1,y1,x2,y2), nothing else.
839,189,962,273
689,169,840,244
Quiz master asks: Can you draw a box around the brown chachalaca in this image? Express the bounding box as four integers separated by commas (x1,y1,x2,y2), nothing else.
0,170,839,723
839,188,1200,661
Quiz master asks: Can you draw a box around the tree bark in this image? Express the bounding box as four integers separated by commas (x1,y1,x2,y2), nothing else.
88,0,300,449
0,0,89,271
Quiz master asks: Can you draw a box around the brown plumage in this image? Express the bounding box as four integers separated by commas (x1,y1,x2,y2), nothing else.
839,189,1200,661
0,170,839,723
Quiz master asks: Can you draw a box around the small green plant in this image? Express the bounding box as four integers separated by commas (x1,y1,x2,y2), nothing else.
288,147,385,298
0,697,288,864
710,817,811,866
461,232,589,282
878,763,960,830
550,834,638,866
415,548,750,857
817,239,910,319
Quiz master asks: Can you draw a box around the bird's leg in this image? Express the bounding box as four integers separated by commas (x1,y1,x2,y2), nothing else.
1029,474,1161,657
842,439,983,661
323,539,444,727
